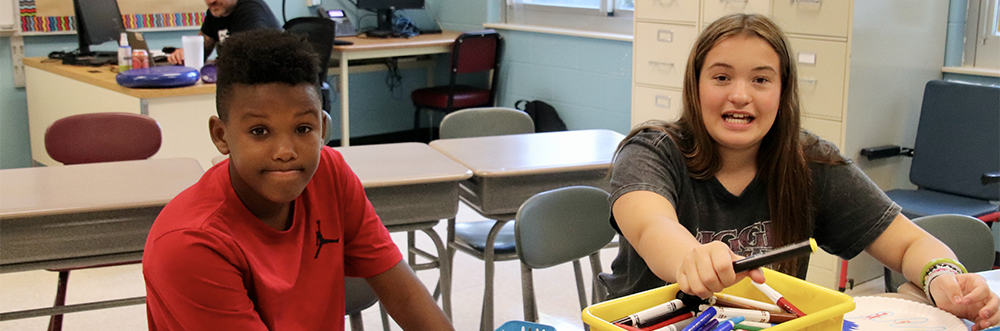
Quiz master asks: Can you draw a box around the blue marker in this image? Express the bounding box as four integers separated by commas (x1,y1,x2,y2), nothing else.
681,306,717,331
711,316,746,331
699,318,719,331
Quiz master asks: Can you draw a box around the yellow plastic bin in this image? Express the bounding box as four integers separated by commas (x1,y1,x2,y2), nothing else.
583,268,855,331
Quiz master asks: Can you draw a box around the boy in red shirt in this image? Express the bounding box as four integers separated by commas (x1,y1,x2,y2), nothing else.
143,29,454,330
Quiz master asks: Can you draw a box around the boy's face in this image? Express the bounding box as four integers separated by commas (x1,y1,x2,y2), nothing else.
210,83,326,214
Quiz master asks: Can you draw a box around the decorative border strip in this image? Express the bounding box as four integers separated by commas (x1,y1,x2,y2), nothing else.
18,0,204,32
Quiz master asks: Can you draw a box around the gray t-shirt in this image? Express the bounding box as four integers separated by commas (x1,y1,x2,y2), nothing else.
602,130,900,299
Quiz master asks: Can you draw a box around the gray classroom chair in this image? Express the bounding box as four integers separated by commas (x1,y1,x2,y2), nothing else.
438,107,535,139
515,186,615,325
884,214,995,293
438,106,534,331
345,277,381,331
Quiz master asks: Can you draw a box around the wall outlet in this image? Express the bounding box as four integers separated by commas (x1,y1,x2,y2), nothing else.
307,0,321,7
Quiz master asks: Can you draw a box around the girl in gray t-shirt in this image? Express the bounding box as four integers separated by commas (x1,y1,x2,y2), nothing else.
606,13,998,330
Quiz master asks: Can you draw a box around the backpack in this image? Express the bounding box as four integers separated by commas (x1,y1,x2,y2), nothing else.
515,100,568,132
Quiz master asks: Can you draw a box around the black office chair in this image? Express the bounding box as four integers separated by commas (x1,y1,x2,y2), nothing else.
860,80,1000,223
411,29,503,141
283,17,335,115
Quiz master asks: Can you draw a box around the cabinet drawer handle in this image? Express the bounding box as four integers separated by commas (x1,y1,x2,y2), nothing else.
657,30,674,42
798,78,818,85
794,0,822,3
655,95,672,109
721,0,749,2
649,61,675,67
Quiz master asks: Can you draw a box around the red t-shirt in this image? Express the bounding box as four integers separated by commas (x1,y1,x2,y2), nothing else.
144,147,401,330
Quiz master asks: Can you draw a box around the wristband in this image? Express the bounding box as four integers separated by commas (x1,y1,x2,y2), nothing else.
921,258,967,306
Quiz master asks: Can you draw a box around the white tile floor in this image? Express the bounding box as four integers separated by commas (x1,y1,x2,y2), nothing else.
0,203,886,331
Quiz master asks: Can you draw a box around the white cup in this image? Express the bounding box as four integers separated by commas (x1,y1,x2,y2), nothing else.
181,35,204,70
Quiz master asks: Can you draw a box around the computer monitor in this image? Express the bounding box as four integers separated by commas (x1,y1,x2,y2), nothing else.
356,0,425,38
73,0,125,56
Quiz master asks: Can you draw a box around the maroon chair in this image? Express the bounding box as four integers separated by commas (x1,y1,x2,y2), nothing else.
45,112,162,165
411,29,503,140
42,112,161,331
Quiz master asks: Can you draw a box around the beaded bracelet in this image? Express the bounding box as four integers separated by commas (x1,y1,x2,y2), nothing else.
921,258,967,306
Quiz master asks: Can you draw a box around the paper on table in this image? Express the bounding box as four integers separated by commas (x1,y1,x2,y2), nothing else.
846,296,966,331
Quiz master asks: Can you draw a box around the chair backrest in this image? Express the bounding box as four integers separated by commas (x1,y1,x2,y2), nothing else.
283,17,335,84
447,29,503,108
344,277,378,317
910,80,1000,200
514,186,615,269
452,29,502,74
885,214,995,291
438,107,535,139
44,112,162,165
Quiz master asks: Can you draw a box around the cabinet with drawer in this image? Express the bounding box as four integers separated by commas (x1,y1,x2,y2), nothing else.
633,23,697,90
631,1,950,290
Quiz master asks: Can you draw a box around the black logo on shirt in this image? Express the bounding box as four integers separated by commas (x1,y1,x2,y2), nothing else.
315,219,339,258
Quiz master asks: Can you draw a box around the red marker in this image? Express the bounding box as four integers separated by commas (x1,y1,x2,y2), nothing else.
751,281,806,317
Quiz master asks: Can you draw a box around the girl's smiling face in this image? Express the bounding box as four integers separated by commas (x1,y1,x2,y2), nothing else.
698,34,782,155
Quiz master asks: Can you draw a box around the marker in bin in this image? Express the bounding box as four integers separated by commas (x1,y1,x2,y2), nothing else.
710,316,745,331
751,281,806,317
680,306,716,331
612,299,687,326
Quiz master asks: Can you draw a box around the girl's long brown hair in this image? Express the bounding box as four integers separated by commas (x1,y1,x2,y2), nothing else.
615,14,846,275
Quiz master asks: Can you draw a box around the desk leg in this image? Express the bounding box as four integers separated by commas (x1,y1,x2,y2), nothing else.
339,56,350,146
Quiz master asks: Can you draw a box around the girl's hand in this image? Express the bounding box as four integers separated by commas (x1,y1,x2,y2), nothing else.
930,273,1000,331
675,241,766,298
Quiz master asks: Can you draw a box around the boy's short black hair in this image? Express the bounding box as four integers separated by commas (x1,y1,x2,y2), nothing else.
215,29,320,121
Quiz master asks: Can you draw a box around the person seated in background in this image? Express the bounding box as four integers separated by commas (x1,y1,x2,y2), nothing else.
167,0,280,65
144,29,454,331
603,13,999,331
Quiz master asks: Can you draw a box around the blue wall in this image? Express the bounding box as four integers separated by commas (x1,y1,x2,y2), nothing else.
428,0,633,132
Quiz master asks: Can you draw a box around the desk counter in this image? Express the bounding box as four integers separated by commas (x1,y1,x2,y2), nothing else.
0,158,203,272
23,58,215,99
335,142,471,226
24,58,220,169
430,129,625,217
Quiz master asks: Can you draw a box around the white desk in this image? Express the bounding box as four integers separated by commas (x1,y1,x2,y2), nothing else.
331,31,461,146
335,142,471,319
429,129,625,219
0,158,203,320
23,58,219,169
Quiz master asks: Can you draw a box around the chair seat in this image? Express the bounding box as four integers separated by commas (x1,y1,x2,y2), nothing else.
887,189,999,219
453,220,517,254
412,85,491,110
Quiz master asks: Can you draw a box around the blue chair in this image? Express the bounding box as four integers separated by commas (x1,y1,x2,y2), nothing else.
860,80,999,222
